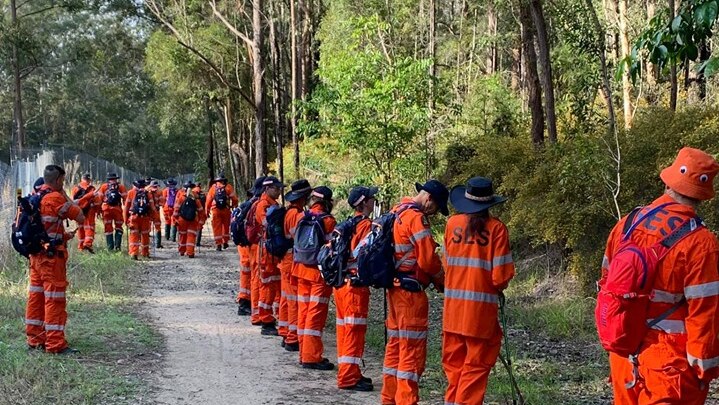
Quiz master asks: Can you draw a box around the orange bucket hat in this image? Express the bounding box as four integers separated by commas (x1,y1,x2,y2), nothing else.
660,147,719,201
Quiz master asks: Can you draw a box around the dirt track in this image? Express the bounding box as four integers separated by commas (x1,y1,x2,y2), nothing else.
142,233,381,404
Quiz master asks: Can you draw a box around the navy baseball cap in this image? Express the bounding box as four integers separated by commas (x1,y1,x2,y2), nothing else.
312,186,333,201
348,186,379,208
415,179,449,216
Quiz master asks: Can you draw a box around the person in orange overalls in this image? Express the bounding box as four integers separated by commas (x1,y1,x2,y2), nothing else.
206,172,239,251
335,186,378,391
173,181,206,258
125,179,156,260
278,179,313,350
146,179,165,249
381,179,447,405
72,173,100,253
25,165,85,354
237,177,265,317
602,147,719,404
295,186,336,370
254,176,285,336
442,177,515,405
162,178,179,242
96,172,127,251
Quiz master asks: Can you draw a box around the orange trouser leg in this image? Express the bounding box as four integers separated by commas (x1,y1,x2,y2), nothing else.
38,252,70,353
609,332,709,405
83,213,96,248
236,246,252,301
381,288,428,405
249,245,261,323
76,226,86,250
211,208,223,247
259,263,280,324
176,219,188,255
25,255,45,347
185,223,198,256
220,209,231,244
286,276,299,345
129,225,141,256
163,208,174,226
140,218,151,256
297,279,311,362
278,255,293,337
443,331,501,405
336,284,370,388
298,280,332,364
103,207,124,234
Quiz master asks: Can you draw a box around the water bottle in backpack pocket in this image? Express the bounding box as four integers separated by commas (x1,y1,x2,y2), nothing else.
293,211,330,265
595,203,700,358
318,215,365,287
264,205,293,258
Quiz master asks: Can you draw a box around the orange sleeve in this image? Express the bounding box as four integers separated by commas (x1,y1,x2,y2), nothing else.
350,218,372,250
197,198,206,223
323,215,337,240
256,199,269,227
205,186,215,213
490,221,515,291
120,184,128,200
408,214,442,279
96,183,107,198
57,195,84,223
228,184,239,206
124,189,134,219
173,193,184,217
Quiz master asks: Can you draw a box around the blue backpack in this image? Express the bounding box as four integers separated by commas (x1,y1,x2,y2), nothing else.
231,197,257,247
293,211,331,265
11,190,54,258
318,215,366,287
351,204,418,288
265,205,294,258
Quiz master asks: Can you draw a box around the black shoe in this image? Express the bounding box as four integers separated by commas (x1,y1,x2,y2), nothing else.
237,305,251,316
251,321,262,326
53,347,79,355
216,245,222,251
281,338,286,348
82,246,95,254
340,379,374,392
27,344,45,351
284,342,299,352
223,243,229,249
188,254,195,258
360,376,373,384
131,255,138,261
302,358,334,370
261,324,279,336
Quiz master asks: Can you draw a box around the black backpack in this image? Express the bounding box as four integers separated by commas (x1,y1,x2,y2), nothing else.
11,190,54,258
214,185,228,209
231,197,257,246
352,204,419,288
105,182,122,206
318,215,366,287
73,186,87,200
264,205,293,258
179,193,198,221
131,189,150,216
293,211,331,265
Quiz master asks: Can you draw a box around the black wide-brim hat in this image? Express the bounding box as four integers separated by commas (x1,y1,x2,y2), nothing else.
285,179,312,202
450,176,507,214
133,179,147,188
415,180,449,216
107,172,119,180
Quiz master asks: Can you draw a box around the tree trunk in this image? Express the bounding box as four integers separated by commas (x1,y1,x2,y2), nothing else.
618,0,633,128
586,0,617,134
11,0,25,151
529,0,557,143
291,0,300,178
206,97,216,182
300,0,311,99
253,0,268,175
269,1,285,184
224,97,240,188
645,0,657,85
669,0,678,111
426,0,436,177
520,1,545,146
698,40,710,101
486,0,497,74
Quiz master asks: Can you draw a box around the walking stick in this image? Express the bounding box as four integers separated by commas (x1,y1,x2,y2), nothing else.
498,293,525,405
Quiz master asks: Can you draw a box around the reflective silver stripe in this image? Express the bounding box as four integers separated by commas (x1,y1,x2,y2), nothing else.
28,285,44,293
104,232,113,236
648,319,686,334
687,352,719,371
344,317,367,325
383,367,419,382
492,253,514,267
395,244,413,253
400,259,417,268
47,232,63,239
45,324,65,331
258,302,273,310
386,329,427,339
25,319,44,326
602,255,610,269
42,215,58,222
288,325,298,331
299,329,322,337
651,289,684,303
445,402,458,405
409,229,432,244
347,262,358,270
297,295,310,303
261,275,281,283
278,321,289,327
281,291,287,298
58,202,73,216
338,356,362,365
310,296,330,304
44,291,66,299
685,281,719,299
444,288,498,304
285,294,297,301
336,318,345,326
188,230,198,235
238,288,251,294
445,256,491,271
240,266,251,273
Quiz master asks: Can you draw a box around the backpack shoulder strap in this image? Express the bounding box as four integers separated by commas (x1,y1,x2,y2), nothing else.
646,297,686,329
659,216,703,250
622,207,642,235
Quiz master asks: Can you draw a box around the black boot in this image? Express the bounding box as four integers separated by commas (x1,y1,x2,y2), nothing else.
340,379,374,392
284,342,299,352
223,242,229,249
301,358,334,370
170,226,177,242
155,232,163,248
164,224,171,240
237,299,251,316
261,322,279,336
114,230,123,251
106,234,115,251
196,230,202,246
